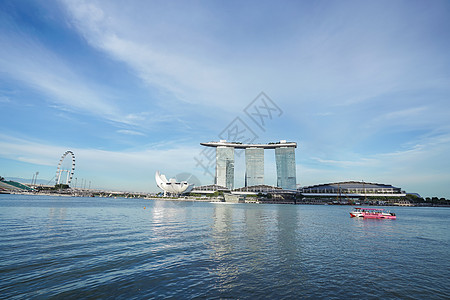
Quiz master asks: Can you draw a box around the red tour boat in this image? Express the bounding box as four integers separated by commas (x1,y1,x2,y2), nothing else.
350,207,396,219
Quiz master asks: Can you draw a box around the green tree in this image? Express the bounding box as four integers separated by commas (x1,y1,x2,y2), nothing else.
54,184,69,190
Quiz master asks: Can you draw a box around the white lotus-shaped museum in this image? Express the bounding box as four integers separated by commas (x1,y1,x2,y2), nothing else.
155,171,194,195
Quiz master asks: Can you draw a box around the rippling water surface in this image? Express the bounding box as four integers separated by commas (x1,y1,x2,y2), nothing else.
0,194,449,299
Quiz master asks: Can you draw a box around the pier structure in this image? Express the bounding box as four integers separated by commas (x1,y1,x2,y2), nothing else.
200,140,297,190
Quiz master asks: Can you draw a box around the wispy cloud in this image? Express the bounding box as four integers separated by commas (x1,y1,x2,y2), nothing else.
0,13,157,128
303,132,450,197
0,96,11,103
117,129,146,136
311,157,378,168
0,133,203,192
0,33,113,114
370,107,428,126
314,112,334,117
61,0,239,111
1,1,450,197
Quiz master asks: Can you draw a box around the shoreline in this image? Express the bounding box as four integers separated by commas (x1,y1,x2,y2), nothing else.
3,192,450,207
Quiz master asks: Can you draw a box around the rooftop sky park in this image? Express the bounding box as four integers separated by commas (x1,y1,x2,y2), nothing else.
201,140,297,190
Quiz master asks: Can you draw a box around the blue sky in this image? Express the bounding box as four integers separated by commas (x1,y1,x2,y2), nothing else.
1,0,449,197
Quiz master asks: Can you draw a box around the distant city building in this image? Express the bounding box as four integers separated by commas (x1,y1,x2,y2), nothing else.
191,184,293,196
300,181,406,198
191,184,230,194
232,184,283,195
216,145,235,189
275,146,296,190
201,140,297,190
245,148,264,187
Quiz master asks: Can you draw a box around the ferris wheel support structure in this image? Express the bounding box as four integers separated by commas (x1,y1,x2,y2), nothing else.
55,150,76,185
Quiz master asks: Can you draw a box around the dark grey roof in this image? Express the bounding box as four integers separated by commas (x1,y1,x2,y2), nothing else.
301,181,400,190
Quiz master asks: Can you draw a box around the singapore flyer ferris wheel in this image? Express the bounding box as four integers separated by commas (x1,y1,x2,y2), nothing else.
55,150,76,185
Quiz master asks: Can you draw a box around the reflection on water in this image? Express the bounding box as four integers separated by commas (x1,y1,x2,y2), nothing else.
210,204,239,291
49,207,67,221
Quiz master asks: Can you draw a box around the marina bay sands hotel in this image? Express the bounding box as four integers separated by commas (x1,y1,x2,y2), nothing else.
200,140,297,190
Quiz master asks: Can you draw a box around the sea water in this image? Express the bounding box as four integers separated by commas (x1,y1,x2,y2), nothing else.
0,194,449,299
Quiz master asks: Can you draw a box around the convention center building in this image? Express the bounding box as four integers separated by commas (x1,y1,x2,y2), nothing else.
299,181,406,198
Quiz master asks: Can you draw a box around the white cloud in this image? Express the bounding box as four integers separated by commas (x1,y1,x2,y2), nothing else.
61,0,240,111
0,133,204,192
117,129,146,136
301,132,450,197
0,17,152,127
314,112,334,117
0,96,11,103
2,1,450,197
311,157,378,168
366,106,429,130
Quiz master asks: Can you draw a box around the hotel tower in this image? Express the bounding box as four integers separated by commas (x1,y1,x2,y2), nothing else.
200,140,297,190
